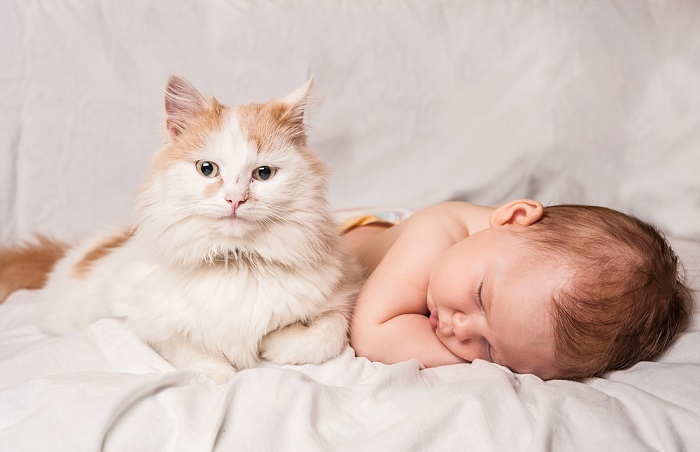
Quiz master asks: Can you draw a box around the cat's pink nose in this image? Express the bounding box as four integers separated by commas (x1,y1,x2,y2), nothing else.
225,193,248,211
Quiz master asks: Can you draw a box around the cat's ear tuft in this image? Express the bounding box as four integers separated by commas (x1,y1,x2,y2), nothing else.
280,78,315,144
283,78,314,107
165,75,208,139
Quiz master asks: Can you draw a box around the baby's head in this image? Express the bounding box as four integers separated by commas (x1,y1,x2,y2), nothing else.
524,205,693,380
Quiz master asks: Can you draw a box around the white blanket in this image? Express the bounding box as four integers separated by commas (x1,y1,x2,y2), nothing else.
2,1,700,450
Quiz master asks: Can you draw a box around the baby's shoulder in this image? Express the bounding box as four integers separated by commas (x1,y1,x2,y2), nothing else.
410,201,476,225
399,202,472,241
402,201,495,241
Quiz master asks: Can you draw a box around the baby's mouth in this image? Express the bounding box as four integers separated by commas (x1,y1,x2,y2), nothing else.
429,307,439,329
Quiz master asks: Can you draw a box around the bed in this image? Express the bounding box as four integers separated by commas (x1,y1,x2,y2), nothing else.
2,0,700,450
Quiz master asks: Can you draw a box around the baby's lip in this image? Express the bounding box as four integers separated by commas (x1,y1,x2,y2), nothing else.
429,307,439,329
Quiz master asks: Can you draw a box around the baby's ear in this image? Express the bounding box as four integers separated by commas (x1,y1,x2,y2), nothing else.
490,199,544,227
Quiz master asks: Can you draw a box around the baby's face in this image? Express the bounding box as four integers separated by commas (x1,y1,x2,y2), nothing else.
427,225,565,380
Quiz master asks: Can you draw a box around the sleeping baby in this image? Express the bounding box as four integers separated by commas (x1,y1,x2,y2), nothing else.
343,199,692,380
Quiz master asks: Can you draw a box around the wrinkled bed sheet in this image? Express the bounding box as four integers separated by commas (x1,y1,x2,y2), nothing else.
1,237,699,450
0,238,700,451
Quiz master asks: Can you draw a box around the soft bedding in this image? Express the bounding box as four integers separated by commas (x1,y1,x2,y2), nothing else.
2,0,700,450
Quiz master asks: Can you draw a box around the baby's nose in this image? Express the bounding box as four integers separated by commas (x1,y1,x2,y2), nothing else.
452,312,477,341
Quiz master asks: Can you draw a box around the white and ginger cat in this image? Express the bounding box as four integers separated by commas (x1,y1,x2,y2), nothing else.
0,75,362,383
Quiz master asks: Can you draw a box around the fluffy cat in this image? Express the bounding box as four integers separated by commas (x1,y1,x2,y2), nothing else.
0,75,362,383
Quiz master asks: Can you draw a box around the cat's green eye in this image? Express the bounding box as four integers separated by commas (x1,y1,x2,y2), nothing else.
252,166,276,181
196,160,219,178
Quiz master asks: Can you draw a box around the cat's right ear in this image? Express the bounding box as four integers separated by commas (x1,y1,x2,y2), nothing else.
165,75,208,139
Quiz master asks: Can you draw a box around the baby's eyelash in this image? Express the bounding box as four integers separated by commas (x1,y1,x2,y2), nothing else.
475,280,484,311
476,281,494,362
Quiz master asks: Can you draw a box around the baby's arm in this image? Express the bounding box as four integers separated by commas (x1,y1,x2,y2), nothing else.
350,202,491,367
351,267,465,367
351,285,464,367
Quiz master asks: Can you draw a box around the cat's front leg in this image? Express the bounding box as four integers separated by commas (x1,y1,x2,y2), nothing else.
151,334,236,384
260,310,350,365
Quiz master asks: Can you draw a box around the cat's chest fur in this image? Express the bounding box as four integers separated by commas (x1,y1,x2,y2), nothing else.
115,241,342,337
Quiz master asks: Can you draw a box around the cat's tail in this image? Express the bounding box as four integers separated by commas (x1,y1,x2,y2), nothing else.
0,235,66,303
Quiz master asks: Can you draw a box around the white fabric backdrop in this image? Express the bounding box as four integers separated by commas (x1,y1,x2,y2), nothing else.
1,0,699,244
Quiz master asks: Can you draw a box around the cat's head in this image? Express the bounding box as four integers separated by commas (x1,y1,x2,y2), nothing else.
133,75,334,267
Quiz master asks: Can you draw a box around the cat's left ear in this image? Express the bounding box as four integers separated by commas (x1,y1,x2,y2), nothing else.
279,79,314,143
165,75,209,139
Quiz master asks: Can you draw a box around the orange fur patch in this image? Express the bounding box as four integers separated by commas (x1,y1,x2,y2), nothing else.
237,98,329,179
0,235,66,303
139,99,228,193
203,177,224,198
73,229,133,278
165,99,228,162
238,100,305,153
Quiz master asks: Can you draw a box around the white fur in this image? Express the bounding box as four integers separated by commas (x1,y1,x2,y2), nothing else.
39,79,362,383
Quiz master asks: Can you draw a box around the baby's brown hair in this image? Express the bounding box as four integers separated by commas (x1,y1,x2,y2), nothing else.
524,205,693,380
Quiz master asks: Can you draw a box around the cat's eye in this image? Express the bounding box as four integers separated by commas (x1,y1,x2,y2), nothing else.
252,166,276,181
196,160,219,178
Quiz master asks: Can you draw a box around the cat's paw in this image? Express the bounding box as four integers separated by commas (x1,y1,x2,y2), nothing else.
201,362,237,384
260,322,307,365
260,320,347,365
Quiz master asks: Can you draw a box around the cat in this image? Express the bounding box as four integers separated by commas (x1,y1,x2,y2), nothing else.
0,75,362,383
